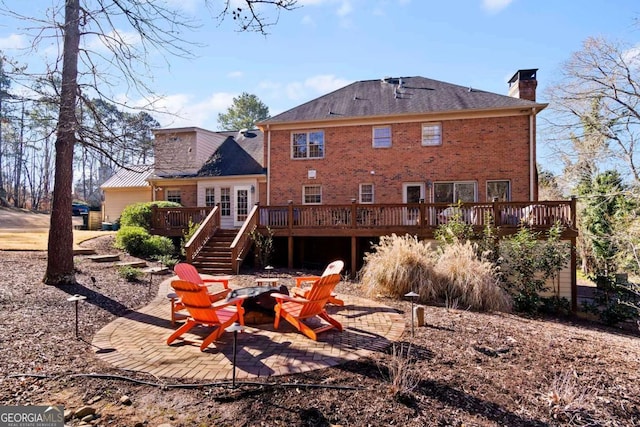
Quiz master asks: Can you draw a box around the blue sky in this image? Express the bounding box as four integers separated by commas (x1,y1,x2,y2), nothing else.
0,0,639,164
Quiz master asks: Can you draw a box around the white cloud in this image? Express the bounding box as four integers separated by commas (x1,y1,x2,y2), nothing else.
622,44,640,67
481,0,513,13
0,34,27,49
84,29,141,53
125,91,236,129
227,71,244,79
259,74,352,102
337,1,353,17
301,15,316,27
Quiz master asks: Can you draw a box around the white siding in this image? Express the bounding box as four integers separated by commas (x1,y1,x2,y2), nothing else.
197,179,258,229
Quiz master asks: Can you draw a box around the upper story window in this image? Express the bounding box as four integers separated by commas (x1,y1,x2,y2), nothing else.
372,126,391,148
292,131,324,159
303,185,322,204
422,123,442,146
434,181,476,203
487,180,511,202
360,183,374,203
205,188,215,207
220,187,231,216
166,189,181,204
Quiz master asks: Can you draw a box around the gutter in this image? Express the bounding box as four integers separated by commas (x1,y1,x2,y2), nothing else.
266,124,271,205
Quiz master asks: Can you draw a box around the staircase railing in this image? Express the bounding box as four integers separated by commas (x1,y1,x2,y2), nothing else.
185,206,221,263
230,204,259,274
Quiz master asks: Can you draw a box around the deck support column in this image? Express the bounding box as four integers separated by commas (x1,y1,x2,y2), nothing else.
288,236,294,269
351,236,357,279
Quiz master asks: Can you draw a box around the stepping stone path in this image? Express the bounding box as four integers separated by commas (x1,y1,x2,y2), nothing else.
87,254,121,262
73,248,96,256
115,260,147,268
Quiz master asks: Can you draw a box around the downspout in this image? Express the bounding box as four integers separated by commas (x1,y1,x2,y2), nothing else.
530,108,537,201
266,124,271,205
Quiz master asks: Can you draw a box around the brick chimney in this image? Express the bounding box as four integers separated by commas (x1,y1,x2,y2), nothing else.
508,69,538,101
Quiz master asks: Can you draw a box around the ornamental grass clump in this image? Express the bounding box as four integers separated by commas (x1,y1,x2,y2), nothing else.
360,234,438,302
433,241,512,312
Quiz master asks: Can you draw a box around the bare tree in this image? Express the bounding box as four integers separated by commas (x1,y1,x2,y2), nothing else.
544,36,640,186
1,0,297,285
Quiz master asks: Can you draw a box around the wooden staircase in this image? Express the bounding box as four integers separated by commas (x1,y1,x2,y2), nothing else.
191,229,238,274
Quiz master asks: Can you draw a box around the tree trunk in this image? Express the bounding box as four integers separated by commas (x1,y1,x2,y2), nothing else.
44,0,80,285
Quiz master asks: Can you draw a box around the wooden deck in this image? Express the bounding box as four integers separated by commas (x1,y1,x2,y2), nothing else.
253,200,578,239
150,200,578,239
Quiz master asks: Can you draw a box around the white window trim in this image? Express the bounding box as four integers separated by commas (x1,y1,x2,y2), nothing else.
421,122,442,146
291,130,325,159
359,183,374,203
486,180,511,202
372,126,392,148
166,188,181,203
302,185,322,205
205,187,215,207
220,187,231,217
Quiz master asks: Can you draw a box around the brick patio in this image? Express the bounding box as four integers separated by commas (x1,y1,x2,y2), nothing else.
93,276,406,381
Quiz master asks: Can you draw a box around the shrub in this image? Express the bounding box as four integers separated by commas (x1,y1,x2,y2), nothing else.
433,241,511,312
181,220,199,257
250,226,274,268
115,226,149,257
115,226,175,258
118,266,142,282
153,254,180,270
142,235,176,258
379,343,420,404
360,234,438,302
120,201,182,230
499,224,570,314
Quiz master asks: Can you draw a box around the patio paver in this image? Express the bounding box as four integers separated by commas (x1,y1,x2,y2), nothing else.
93,275,406,380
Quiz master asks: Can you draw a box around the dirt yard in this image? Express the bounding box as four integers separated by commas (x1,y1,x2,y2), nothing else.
0,208,639,426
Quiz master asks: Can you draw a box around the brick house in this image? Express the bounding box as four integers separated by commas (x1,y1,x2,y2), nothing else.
258,69,544,207
104,69,578,310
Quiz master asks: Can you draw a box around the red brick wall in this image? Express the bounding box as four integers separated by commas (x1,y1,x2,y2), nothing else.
268,115,532,204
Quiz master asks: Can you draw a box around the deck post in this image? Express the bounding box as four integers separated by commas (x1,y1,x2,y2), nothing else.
288,236,294,269
351,199,357,229
351,236,357,279
571,235,578,313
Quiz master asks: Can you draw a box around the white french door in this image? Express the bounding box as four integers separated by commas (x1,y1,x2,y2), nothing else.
234,186,252,227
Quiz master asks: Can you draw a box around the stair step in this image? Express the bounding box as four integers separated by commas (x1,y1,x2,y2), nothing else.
87,254,121,263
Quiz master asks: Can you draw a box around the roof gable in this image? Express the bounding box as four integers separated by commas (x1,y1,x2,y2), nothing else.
261,76,544,124
197,131,264,177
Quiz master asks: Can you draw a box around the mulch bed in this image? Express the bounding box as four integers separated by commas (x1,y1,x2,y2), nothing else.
1,235,639,426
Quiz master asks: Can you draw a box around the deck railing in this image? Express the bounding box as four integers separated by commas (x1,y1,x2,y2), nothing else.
150,206,212,237
184,206,221,263
256,199,577,231
230,204,260,273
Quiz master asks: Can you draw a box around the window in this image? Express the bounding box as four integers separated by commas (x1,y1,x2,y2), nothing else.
422,123,442,146
166,189,181,204
220,187,231,216
360,184,374,203
303,185,322,204
433,182,476,203
292,131,324,159
372,126,391,148
487,180,511,202
205,188,215,207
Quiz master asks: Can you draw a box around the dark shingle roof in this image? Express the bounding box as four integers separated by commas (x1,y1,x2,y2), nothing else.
261,76,543,124
197,130,264,177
